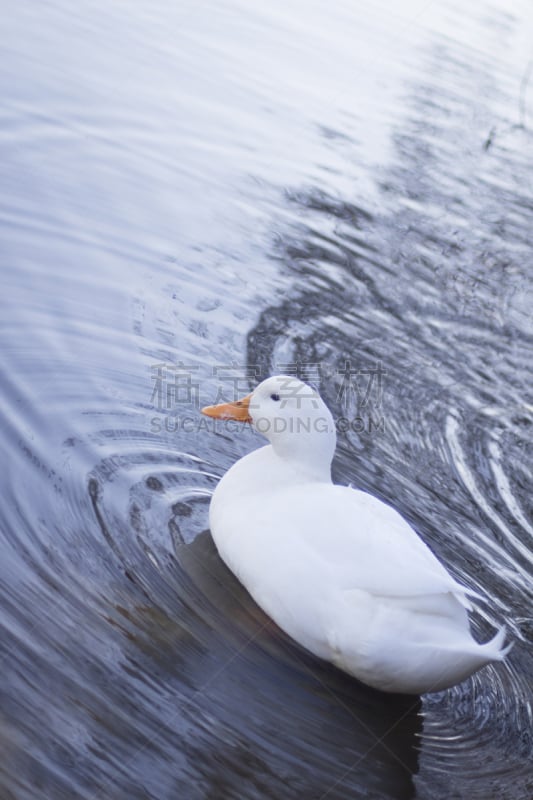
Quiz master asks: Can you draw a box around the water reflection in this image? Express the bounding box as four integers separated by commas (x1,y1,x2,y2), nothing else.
159,531,422,800
86,457,422,798
246,22,532,800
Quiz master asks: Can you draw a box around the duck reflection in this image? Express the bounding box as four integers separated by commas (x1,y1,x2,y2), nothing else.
165,530,422,800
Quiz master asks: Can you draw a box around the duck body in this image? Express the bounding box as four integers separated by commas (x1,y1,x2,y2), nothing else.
202,376,510,694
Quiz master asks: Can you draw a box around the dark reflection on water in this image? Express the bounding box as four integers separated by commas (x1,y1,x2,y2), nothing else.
248,28,533,800
86,461,422,799
1,0,532,799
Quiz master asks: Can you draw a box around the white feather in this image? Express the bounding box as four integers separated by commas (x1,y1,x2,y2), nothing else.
205,376,511,694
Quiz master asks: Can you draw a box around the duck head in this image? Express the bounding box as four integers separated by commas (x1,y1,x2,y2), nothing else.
202,375,336,479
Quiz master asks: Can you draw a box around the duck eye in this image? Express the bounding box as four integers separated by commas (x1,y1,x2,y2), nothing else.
270,393,281,402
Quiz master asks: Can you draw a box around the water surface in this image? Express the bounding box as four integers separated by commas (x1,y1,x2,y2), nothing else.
1,1,532,798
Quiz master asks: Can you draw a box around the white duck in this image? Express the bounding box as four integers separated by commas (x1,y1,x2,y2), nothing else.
201,375,511,694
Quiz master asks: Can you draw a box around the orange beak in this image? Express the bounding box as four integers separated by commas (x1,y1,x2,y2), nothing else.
201,393,253,423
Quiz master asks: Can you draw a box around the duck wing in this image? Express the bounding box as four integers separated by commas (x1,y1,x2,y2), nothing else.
279,483,480,605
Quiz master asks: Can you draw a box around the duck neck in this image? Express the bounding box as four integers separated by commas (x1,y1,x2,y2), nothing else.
268,430,335,484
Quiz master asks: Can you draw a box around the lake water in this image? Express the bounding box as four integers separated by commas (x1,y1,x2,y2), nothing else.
1,1,532,798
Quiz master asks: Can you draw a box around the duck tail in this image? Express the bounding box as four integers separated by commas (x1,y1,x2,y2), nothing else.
454,586,484,611
481,624,513,660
